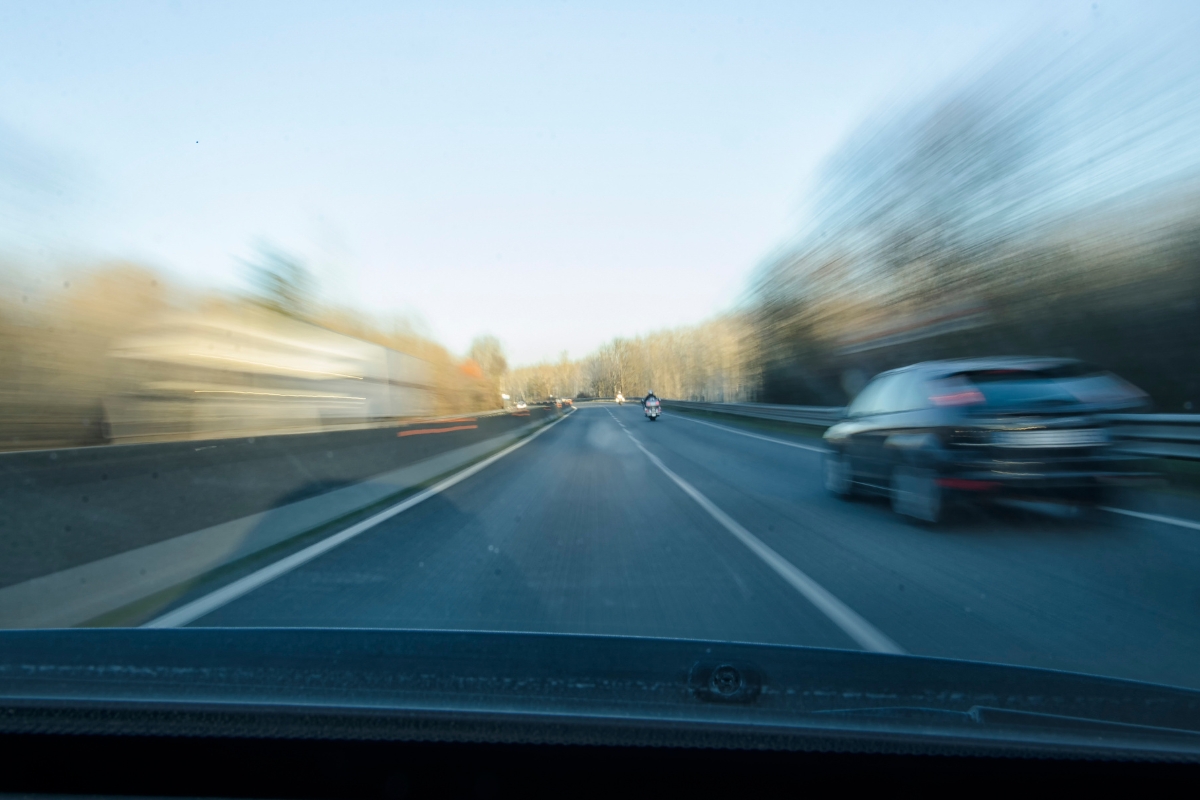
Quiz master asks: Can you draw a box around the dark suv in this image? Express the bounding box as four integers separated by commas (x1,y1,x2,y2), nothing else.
822,358,1155,522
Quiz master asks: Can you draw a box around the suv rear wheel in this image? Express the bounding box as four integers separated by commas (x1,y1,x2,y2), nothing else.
823,451,855,499
891,465,942,523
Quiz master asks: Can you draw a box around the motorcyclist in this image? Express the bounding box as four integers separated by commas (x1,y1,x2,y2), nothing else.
642,390,659,407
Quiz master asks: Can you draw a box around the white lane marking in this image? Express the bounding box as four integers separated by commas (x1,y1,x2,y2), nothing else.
619,428,904,655
671,413,825,452
1101,506,1200,531
665,410,1200,531
144,410,577,628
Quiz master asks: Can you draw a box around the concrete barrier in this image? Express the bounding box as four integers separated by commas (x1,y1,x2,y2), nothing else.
0,408,558,628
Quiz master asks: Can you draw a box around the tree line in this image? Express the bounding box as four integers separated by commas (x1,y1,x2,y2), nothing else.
504,315,760,403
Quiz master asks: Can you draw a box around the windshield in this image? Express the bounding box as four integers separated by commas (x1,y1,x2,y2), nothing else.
4,0,1200,752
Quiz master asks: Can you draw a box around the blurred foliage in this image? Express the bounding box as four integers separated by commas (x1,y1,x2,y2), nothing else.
508,26,1200,411
242,243,313,319
466,334,509,405
9,23,1200,443
507,315,759,402
0,257,500,449
468,335,508,383
311,306,496,418
751,25,1200,408
0,262,168,447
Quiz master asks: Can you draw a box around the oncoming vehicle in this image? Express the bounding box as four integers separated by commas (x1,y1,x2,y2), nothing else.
822,358,1154,523
615,392,625,404
515,400,527,409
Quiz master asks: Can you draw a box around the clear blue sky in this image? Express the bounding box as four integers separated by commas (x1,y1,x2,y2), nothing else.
0,0,1135,363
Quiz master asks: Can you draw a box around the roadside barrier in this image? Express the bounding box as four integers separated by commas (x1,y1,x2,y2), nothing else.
663,401,1200,461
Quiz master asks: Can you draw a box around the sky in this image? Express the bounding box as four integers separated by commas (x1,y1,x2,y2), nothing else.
0,0,1137,364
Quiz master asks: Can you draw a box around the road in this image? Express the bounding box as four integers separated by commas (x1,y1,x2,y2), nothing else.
0,409,554,590
163,403,1200,690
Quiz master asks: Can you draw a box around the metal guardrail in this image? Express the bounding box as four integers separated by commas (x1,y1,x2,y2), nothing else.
1107,414,1200,461
664,402,1200,461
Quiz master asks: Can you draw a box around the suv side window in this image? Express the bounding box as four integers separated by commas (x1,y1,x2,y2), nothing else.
847,375,891,417
873,373,910,414
889,372,930,412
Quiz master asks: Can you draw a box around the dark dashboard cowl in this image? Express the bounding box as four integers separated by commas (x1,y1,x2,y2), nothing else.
2,628,1200,760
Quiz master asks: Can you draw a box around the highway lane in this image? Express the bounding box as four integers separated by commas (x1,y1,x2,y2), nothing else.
0,409,556,590
188,403,1200,690
192,405,861,649
626,406,1200,689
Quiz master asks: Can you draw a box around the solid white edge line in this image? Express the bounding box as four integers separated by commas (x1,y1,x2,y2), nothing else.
618,427,904,655
671,412,826,452
1101,506,1200,531
143,409,576,628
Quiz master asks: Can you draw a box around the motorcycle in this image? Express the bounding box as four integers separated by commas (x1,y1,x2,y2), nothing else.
644,398,660,421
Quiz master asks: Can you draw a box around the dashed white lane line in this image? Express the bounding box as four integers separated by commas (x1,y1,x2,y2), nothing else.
144,409,577,628
670,412,826,452
1101,506,1200,531
618,425,904,655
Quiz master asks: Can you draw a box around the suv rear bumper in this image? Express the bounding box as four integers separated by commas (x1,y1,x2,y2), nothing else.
943,452,1159,495
950,469,1158,488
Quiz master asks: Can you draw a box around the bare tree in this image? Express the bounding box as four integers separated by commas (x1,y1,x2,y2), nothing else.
468,335,508,384
242,243,313,319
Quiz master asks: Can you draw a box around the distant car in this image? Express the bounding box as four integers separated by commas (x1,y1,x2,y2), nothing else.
515,400,527,409
822,357,1154,523
562,398,573,406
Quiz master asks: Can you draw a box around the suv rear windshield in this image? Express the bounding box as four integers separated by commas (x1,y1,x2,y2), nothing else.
948,366,1146,411
964,369,1078,409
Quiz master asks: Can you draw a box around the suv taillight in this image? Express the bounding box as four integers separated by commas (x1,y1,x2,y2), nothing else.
928,377,985,407
931,390,985,406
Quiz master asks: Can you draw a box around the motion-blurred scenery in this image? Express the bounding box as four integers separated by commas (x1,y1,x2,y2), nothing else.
515,25,1200,411
12,4,1200,776
5,19,1199,438
0,250,509,449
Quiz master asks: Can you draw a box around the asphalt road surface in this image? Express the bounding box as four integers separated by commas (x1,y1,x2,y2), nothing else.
176,403,1200,691
0,409,553,589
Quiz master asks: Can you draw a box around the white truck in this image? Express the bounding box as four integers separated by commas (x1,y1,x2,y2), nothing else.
102,308,435,442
